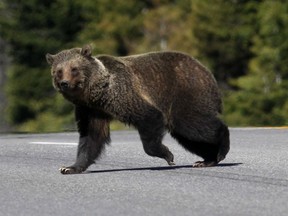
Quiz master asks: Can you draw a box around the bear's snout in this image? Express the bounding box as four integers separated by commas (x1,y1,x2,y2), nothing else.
60,80,69,91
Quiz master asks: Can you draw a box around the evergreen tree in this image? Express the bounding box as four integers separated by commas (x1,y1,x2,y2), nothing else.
135,0,192,53
79,0,147,55
190,0,258,87
224,0,288,126
79,0,192,55
1,0,288,130
0,0,85,131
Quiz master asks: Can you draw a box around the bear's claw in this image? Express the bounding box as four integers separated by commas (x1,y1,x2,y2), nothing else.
192,161,217,168
59,166,84,174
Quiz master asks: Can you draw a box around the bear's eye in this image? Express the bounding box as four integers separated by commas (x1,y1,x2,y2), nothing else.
71,67,78,76
56,69,63,77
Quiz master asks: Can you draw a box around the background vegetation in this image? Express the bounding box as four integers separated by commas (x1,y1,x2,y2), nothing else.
0,0,287,132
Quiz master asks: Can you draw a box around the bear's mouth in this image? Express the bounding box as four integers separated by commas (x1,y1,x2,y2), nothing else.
76,82,84,89
58,82,83,93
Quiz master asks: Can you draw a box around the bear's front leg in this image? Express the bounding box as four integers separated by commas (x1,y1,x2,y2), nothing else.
135,109,175,165
59,137,95,174
60,106,111,174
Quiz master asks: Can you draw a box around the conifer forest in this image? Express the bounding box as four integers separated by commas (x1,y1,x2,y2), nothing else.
1,0,288,132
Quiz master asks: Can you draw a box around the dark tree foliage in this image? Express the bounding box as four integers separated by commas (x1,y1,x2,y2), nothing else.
224,0,288,126
1,0,288,131
0,0,85,130
190,0,259,88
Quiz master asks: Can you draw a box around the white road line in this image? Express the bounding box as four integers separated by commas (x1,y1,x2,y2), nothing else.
230,127,288,130
30,141,77,145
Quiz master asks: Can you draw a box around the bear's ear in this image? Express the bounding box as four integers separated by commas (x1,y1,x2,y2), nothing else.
46,53,55,65
81,44,92,58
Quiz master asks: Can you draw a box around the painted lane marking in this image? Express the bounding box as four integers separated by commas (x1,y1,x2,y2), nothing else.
230,127,288,130
30,141,77,145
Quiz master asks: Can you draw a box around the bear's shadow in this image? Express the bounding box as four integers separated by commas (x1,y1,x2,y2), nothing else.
86,163,242,174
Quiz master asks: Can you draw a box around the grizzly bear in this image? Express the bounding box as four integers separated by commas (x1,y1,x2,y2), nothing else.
46,45,230,174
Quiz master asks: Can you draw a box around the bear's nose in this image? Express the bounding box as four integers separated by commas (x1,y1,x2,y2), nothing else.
60,80,69,90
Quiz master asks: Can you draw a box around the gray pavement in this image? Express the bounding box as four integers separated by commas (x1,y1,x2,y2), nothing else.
0,128,287,216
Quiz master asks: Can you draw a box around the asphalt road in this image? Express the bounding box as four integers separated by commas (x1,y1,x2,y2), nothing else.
0,128,287,216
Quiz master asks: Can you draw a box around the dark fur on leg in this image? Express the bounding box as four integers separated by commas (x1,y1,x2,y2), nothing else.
60,106,111,174
135,109,174,165
217,123,230,162
170,118,230,167
171,131,218,165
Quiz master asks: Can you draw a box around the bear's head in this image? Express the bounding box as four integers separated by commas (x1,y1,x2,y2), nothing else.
46,45,95,95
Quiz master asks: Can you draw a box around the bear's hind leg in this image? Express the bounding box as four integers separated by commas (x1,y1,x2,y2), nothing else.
216,123,230,162
171,131,219,167
170,117,230,167
192,122,230,167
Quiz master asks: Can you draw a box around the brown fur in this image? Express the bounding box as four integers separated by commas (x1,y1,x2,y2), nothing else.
46,45,230,174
